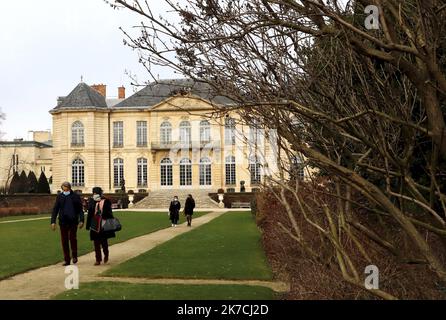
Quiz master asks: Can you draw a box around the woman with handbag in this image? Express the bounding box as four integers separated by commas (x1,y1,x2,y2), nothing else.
86,187,116,266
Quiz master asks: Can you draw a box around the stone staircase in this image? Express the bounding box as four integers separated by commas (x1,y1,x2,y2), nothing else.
133,189,219,209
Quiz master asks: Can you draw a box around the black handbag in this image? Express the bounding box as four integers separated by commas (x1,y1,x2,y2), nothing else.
101,217,122,232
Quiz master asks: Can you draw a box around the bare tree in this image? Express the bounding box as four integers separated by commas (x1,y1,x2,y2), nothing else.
110,0,446,298
0,108,5,141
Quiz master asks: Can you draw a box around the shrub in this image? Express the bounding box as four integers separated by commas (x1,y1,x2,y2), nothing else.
133,192,148,204
8,171,20,194
256,181,446,300
27,171,39,193
18,171,28,193
250,196,257,217
0,206,40,217
37,171,50,194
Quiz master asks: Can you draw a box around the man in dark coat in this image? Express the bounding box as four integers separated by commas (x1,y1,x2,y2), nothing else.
51,181,84,266
86,187,116,265
169,196,181,227
184,194,195,227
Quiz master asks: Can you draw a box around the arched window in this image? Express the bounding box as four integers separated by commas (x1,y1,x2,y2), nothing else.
249,156,262,185
199,157,212,186
71,121,84,147
179,121,191,144
72,158,84,186
179,158,192,186
160,158,173,186
225,155,236,185
113,158,124,187
200,120,211,144
137,158,148,187
160,121,172,145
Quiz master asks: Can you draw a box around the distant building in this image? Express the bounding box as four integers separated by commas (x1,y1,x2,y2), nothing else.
49,79,289,194
0,131,53,190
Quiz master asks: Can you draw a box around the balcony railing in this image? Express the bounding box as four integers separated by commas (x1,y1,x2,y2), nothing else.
71,143,85,148
151,140,221,150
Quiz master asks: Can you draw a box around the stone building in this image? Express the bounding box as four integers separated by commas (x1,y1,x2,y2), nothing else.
49,79,304,204
0,131,52,190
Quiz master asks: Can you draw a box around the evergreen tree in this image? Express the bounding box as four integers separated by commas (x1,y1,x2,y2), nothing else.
18,170,28,193
8,171,20,194
37,171,50,194
27,171,39,193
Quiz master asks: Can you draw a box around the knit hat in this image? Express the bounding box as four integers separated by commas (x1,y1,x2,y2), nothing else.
92,187,103,195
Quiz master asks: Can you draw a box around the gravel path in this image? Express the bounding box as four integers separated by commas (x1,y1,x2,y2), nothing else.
85,276,289,292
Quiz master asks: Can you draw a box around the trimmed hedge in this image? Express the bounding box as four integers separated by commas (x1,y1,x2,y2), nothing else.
0,207,40,218
132,193,148,205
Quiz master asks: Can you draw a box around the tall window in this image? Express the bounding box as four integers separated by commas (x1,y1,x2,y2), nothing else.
114,158,124,187
225,156,236,185
137,158,148,187
72,158,85,186
249,156,262,185
224,117,236,145
199,157,212,186
113,121,124,147
160,121,172,145
291,155,305,180
136,121,147,147
180,121,191,145
249,119,263,147
200,120,211,144
179,158,192,186
71,121,84,147
12,154,18,173
160,158,173,186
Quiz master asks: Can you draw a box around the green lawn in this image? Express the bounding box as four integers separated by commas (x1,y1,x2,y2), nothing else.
53,282,276,300
0,214,50,222
0,211,209,280
104,212,273,280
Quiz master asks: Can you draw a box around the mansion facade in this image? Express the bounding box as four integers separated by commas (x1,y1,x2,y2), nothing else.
49,79,291,194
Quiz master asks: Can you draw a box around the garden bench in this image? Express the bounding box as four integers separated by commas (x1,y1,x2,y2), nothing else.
231,201,251,208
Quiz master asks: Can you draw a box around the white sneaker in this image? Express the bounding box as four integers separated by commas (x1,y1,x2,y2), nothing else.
172,224,174,227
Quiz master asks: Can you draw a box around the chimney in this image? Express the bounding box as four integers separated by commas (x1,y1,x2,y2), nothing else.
57,96,65,106
118,86,126,99
91,84,107,97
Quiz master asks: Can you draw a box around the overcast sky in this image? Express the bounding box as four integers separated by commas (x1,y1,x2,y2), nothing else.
0,0,177,140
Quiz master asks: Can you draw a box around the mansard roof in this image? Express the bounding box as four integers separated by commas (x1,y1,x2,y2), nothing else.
113,78,233,108
51,82,108,111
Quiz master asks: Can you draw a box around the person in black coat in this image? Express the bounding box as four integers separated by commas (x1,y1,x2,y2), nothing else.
169,196,181,227
86,187,115,265
51,181,84,266
184,194,195,227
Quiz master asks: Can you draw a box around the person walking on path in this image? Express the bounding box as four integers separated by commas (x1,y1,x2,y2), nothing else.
184,194,195,227
51,181,84,266
169,196,181,227
86,187,116,266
